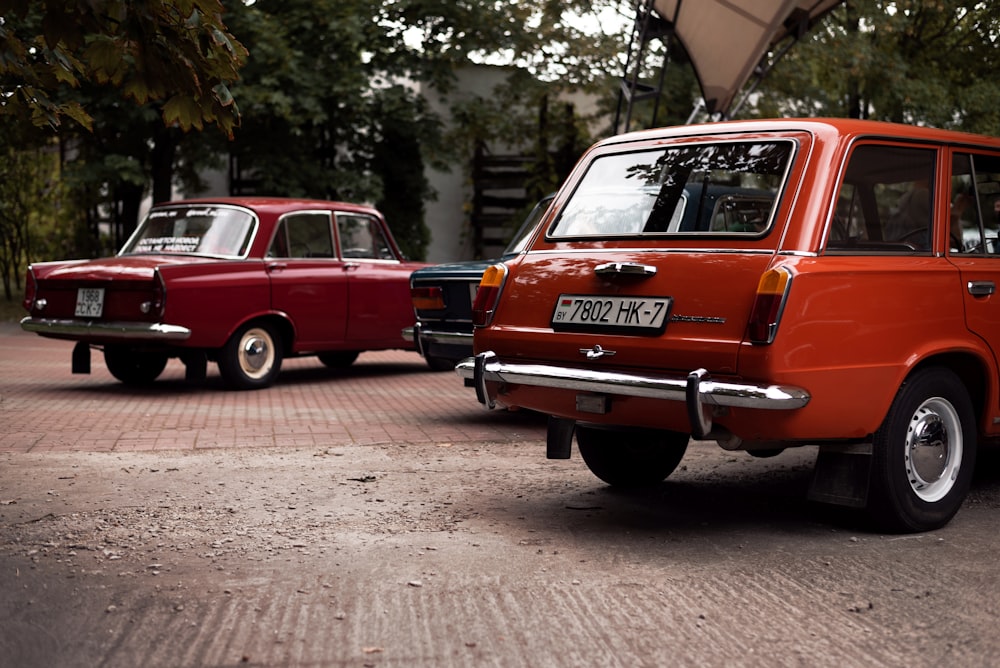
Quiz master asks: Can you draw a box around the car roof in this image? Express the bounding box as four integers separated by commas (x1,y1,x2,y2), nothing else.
599,117,1000,150
151,197,381,217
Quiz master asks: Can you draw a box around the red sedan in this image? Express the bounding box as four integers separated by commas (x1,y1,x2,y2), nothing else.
22,197,426,389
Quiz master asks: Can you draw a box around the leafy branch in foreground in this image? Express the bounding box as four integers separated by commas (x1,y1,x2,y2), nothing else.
0,0,248,136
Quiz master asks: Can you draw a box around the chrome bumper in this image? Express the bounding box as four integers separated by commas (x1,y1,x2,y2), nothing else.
403,323,472,348
456,351,810,438
21,317,192,341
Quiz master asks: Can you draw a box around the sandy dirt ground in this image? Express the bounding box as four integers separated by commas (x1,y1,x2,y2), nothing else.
2,324,1000,667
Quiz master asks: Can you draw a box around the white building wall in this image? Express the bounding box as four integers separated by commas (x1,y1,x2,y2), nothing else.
417,66,520,263
156,65,604,265
417,66,607,263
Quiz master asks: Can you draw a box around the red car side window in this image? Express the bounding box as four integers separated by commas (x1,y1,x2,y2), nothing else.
275,213,334,259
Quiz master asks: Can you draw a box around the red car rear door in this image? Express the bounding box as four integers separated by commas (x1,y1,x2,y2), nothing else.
266,211,349,349
335,212,414,346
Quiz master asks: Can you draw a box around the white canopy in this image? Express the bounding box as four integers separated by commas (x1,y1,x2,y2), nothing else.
651,0,844,116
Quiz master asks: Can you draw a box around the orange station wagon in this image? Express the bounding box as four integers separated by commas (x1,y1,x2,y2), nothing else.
458,118,1000,532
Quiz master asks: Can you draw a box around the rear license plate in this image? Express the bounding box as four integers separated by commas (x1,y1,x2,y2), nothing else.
551,294,671,334
75,288,105,317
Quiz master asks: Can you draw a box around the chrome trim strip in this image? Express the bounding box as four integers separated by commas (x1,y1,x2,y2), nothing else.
456,351,809,411
404,324,473,346
522,247,777,256
410,275,485,283
417,330,473,345
20,317,191,341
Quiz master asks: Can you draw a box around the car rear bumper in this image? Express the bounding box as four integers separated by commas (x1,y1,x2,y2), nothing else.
404,323,473,355
21,317,192,341
456,350,810,438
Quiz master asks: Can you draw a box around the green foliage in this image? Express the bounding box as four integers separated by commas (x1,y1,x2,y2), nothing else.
614,38,700,131
0,117,79,300
220,0,625,259
749,1,1000,133
0,0,248,135
373,88,433,260
0,0,628,262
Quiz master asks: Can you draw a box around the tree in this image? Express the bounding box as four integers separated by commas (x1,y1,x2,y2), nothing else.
0,117,78,300
221,0,627,259
0,0,248,296
749,1,1000,134
1,0,628,269
0,0,247,135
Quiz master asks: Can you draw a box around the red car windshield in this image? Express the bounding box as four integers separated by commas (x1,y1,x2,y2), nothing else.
121,205,257,257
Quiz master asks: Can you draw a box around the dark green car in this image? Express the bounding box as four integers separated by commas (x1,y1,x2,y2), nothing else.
404,195,554,371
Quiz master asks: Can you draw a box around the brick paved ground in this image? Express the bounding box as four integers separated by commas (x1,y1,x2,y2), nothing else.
0,322,545,454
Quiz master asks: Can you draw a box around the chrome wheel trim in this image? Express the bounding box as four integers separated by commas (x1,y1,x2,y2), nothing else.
904,397,963,503
238,327,275,379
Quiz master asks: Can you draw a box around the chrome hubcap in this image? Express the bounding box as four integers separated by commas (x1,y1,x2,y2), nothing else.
904,398,962,502
239,329,273,377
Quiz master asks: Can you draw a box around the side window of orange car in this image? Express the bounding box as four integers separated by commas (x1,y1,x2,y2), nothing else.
270,213,334,259
828,144,936,253
951,152,1000,255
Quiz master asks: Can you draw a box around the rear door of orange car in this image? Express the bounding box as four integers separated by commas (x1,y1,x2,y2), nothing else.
946,149,1000,409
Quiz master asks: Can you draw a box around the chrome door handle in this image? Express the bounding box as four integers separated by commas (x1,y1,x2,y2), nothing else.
968,280,995,296
594,262,657,277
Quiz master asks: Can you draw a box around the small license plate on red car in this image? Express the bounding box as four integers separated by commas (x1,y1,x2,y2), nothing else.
75,288,105,317
551,294,671,333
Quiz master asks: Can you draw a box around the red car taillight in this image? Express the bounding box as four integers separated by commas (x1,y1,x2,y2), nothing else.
141,268,167,318
411,286,445,310
22,267,37,312
747,267,792,344
472,263,507,327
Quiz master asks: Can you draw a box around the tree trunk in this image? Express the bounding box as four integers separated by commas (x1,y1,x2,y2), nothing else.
150,127,178,205
116,182,144,247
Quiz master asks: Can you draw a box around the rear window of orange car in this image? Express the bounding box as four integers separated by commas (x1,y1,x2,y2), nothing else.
549,140,793,238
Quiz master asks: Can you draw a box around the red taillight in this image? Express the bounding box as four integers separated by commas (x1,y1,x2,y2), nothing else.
747,267,792,344
149,268,166,318
22,268,37,312
410,286,445,310
472,264,507,327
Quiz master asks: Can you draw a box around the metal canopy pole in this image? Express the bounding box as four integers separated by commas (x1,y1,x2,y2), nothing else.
614,0,674,134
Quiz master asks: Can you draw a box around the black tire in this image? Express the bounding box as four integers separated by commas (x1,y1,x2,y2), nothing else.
317,351,359,368
576,426,689,487
425,356,456,372
867,367,976,533
747,448,784,459
103,346,168,386
218,322,283,390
